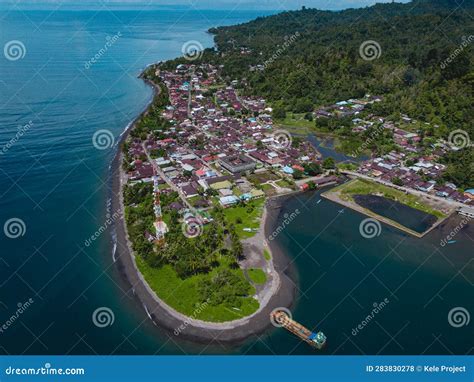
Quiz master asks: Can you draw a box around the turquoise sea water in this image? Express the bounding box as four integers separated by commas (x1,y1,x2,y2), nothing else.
0,8,472,355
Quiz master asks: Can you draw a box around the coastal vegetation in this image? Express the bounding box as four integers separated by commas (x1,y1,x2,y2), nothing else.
223,198,265,239
124,182,260,322
247,268,267,285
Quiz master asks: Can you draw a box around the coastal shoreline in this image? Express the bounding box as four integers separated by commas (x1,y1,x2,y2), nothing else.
108,69,296,344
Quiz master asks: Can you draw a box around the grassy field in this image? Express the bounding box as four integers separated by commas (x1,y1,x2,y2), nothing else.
223,198,265,239
261,183,277,196
247,268,267,284
247,171,280,184
263,249,271,261
276,179,293,188
332,178,446,218
136,256,259,322
275,112,315,134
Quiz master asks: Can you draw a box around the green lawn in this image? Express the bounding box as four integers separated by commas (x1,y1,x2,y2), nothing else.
275,112,315,134
276,179,293,188
333,178,446,218
136,256,259,322
223,199,265,239
263,249,271,261
337,162,359,171
261,183,277,196
247,268,267,285
247,172,280,184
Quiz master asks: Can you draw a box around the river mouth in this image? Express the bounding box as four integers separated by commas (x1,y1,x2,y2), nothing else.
353,194,438,234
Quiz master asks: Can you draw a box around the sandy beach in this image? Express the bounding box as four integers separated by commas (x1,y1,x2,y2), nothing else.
108,71,296,344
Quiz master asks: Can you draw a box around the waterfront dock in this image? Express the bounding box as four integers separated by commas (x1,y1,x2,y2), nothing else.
271,310,326,349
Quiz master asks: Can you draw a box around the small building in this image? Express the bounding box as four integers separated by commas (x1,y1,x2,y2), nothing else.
219,195,239,207
219,154,256,174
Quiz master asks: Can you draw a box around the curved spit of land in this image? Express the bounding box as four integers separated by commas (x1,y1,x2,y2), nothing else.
109,70,295,343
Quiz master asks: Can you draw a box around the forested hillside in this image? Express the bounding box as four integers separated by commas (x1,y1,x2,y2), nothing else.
202,0,473,138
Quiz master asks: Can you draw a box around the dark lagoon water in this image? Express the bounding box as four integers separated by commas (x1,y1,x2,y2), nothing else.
353,194,438,234
1,8,472,356
307,134,368,163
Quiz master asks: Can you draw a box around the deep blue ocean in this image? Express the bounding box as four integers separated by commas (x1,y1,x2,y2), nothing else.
0,7,472,355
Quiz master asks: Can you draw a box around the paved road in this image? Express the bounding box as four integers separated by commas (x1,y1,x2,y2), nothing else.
142,142,194,210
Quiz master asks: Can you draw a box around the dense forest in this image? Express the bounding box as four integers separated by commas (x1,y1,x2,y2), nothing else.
205,0,473,138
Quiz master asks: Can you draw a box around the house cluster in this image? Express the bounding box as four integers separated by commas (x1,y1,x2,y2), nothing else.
311,93,472,206
125,63,322,212
314,94,382,119
359,152,473,205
